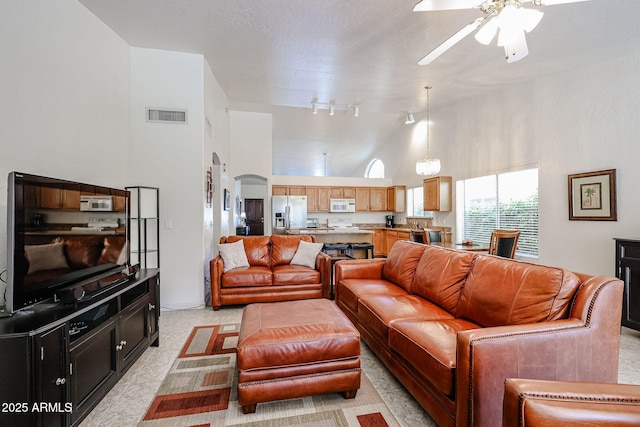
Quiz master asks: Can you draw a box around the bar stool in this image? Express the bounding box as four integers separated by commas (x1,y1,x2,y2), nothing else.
348,243,374,259
322,243,350,256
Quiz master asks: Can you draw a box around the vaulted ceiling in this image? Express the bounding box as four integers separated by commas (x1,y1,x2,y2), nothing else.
80,0,640,176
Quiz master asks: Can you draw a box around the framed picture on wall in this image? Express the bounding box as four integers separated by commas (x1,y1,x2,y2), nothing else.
224,189,230,211
568,169,617,221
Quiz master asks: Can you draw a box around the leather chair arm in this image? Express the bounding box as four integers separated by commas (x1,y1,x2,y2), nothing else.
210,256,224,310
315,251,332,299
503,378,640,426
334,259,386,283
456,276,623,427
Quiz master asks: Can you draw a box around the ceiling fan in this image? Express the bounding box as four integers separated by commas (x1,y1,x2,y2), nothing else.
414,0,591,64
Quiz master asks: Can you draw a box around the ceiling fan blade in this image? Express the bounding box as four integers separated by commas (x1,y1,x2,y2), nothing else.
413,0,482,12
418,17,485,65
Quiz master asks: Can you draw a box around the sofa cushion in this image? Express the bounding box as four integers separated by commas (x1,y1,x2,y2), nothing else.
290,240,324,269
271,235,315,266
382,241,426,292
456,255,582,327
411,245,477,314
25,242,70,274
337,279,408,315
225,236,271,267
358,294,454,343
389,318,481,396
58,236,105,269
221,266,272,287
218,239,251,272
98,236,126,265
272,264,321,285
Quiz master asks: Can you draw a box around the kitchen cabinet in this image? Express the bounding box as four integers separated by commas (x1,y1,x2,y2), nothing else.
355,187,370,211
317,187,330,211
372,229,385,257
287,186,305,196
387,185,406,213
272,186,288,196
423,176,452,212
305,187,318,211
370,187,387,211
343,187,356,198
615,238,640,331
39,188,81,210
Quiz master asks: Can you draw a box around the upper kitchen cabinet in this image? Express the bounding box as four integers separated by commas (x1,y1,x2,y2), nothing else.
423,176,452,212
272,185,288,196
330,187,355,199
387,185,406,213
287,186,305,196
369,188,387,212
317,187,330,211
355,187,370,211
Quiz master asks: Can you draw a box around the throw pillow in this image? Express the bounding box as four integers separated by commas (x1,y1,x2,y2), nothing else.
290,240,324,269
25,242,71,274
218,239,250,272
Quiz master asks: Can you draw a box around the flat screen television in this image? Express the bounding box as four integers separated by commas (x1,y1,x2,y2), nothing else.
5,172,132,315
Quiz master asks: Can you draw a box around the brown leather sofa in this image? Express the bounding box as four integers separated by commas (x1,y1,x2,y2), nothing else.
503,378,640,426
210,235,331,310
334,240,623,427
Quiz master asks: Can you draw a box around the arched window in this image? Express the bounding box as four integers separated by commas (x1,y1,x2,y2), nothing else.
365,158,384,178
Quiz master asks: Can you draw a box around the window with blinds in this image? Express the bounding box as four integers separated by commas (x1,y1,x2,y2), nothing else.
459,168,538,257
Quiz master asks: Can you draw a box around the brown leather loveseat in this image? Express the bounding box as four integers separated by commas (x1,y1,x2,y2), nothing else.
210,235,331,310
335,240,623,427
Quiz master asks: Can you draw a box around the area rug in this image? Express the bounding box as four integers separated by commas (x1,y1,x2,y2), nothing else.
138,323,401,427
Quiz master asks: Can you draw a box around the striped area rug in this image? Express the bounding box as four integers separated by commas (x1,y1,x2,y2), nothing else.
139,324,400,427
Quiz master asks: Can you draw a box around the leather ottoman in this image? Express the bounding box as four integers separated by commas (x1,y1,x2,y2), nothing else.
237,298,361,413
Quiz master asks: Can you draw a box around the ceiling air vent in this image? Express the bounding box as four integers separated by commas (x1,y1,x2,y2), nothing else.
146,108,187,124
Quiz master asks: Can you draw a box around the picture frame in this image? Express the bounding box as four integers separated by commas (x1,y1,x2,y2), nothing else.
223,189,230,211
568,169,617,221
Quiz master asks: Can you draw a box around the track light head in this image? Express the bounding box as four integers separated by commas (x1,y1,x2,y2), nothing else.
405,112,415,124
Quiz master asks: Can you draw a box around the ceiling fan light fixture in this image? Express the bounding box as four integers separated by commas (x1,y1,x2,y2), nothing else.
405,112,415,124
475,17,498,45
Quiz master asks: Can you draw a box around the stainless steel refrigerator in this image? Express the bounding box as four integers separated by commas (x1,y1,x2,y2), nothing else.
272,196,307,234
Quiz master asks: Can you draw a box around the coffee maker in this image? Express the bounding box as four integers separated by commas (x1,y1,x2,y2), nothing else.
385,215,394,228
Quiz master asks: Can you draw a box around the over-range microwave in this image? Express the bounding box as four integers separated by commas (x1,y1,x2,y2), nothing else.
330,198,356,213
80,196,113,212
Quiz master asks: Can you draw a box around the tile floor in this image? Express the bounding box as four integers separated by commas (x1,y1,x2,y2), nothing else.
80,306,640,427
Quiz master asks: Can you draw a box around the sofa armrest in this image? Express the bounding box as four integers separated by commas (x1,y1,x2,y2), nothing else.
210,256,224,310
503,378,640,426
334,259,386,283
456,276,623,427
315,251,332,299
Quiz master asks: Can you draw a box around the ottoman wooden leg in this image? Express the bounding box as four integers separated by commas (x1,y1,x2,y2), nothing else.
343,389,358,399
241,403,257,414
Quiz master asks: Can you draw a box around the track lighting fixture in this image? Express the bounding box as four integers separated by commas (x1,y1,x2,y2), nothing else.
405,112,415,124
310,100,360,117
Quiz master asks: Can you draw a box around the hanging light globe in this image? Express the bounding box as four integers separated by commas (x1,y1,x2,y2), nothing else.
416,158,441,176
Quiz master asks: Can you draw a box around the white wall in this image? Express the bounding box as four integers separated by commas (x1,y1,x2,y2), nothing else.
381,54,640,276
0,0,131,302
129,48,207,309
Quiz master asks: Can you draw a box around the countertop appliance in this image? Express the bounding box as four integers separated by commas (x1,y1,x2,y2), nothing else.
272,195,307,234
330,198,356,213
307,218,319,228
327,218,359,230
386,215,394,228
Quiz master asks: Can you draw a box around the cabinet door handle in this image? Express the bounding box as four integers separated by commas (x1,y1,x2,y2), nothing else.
149,303,156,310
116,344,122,351
55,378,66,386
120,340,127,346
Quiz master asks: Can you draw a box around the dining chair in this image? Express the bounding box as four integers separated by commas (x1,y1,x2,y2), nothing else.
410,230,428,244
488,229,521,258
424,229,443,245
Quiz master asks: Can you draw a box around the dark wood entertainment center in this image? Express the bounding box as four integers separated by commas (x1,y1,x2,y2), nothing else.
0,269,160,427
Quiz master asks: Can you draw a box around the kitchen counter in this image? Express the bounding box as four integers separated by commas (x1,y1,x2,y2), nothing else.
298,228,373,235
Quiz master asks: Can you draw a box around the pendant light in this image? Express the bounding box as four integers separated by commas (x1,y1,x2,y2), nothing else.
415,86,441,176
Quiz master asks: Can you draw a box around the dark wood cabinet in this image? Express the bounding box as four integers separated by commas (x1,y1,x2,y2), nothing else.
0,269,160,427
615,238,640,331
